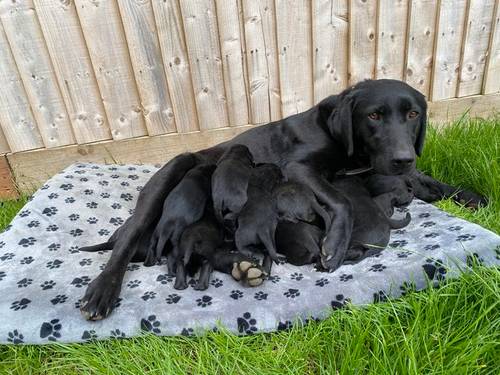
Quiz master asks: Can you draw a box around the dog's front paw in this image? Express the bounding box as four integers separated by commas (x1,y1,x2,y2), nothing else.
231,261,266,287
320,235,347,272
454,190,488,209
80,272,122,321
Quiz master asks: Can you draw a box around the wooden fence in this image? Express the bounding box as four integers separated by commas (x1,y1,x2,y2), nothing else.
0,0,499,195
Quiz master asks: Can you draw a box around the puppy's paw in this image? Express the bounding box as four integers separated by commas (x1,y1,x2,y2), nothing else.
231,261,265,287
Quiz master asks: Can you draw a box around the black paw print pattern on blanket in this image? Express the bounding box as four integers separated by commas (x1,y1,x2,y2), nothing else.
0,163,499,344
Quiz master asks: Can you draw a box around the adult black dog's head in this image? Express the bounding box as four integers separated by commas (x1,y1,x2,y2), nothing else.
321,79,427,175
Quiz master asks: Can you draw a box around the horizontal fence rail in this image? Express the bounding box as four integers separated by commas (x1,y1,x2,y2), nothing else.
0,0,498,157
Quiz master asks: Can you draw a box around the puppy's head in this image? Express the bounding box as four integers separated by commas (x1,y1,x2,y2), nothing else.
322,79,427,175
221,144,254,166
275,183,317,223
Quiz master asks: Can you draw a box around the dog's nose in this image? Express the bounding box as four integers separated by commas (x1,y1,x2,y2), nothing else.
391,154,415,168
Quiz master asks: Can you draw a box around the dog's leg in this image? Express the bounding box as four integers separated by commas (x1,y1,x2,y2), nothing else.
258,223,286,264
174,258,188,290
80,153,198,321
411,170,487,208
262,255,273,275
285,162,353,271
194,260,213,290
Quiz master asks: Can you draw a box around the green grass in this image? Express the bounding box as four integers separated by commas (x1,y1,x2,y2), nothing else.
1,117,499,375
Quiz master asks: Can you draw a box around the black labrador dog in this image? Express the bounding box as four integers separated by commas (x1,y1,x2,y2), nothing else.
80,79,486,320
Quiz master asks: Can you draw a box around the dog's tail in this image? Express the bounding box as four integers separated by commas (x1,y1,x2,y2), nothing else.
388,212,411,229
79,241,114,252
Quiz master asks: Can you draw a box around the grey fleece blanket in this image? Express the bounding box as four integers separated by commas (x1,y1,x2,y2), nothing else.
0,163,499,344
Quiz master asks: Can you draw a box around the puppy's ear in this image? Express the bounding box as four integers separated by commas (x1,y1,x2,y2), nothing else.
414,109,427,157
328,96,354,157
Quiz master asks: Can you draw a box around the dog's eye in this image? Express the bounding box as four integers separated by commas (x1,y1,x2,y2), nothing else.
368,112,380,121
408,111,419,119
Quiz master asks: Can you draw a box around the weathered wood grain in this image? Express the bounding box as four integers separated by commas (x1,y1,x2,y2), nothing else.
75,0,147,140
242,0,281,123
117,0,176,136
179,0,229,130
33,0,111,144
431,0,467,101
484,0,500,94
275,0,313,117
0,20,43,152
215,0,249,126
376,0,409,80
151,0,199,133
457,0,496,97
349,0,378,84
313,0,349,102
0,0,75,148
405,0,438,97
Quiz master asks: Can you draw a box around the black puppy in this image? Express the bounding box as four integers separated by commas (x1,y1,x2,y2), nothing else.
174,210,224,290
211,144,254,232
274,181,331,227
236,166,330,273
145,163,216,272
275,221,323,266
332,175,413,263
234,163,284,270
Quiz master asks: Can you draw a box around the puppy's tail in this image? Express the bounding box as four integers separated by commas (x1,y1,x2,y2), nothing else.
79,241,114,252
388,212,411,229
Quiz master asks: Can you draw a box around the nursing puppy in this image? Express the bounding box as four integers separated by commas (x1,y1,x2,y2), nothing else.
275,221,323,266
274,181,331,228
234,163,284,269
144,163,216,271
236,165,330,273
173,210,224,290
212,144,254,233
332,175,413,264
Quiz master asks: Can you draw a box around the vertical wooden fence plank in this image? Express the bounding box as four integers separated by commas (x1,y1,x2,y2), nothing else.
484,0,500,94
0,0,75,148
0,128,10,154
179,0,229,130
275,0,313,117
242,0,281,123
376,0,408,80
215,0,249,126
0,21,43,152
349,0,377,84
458,0,496,97
75,0,147,140
431,0,467,101
152,0,199,133
33,0,111,144
117,0,176,136
405,0,438,97
312,0,348,102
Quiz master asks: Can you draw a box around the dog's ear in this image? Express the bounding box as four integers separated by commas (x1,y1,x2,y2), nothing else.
414,108,427,157
327,95,354,157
